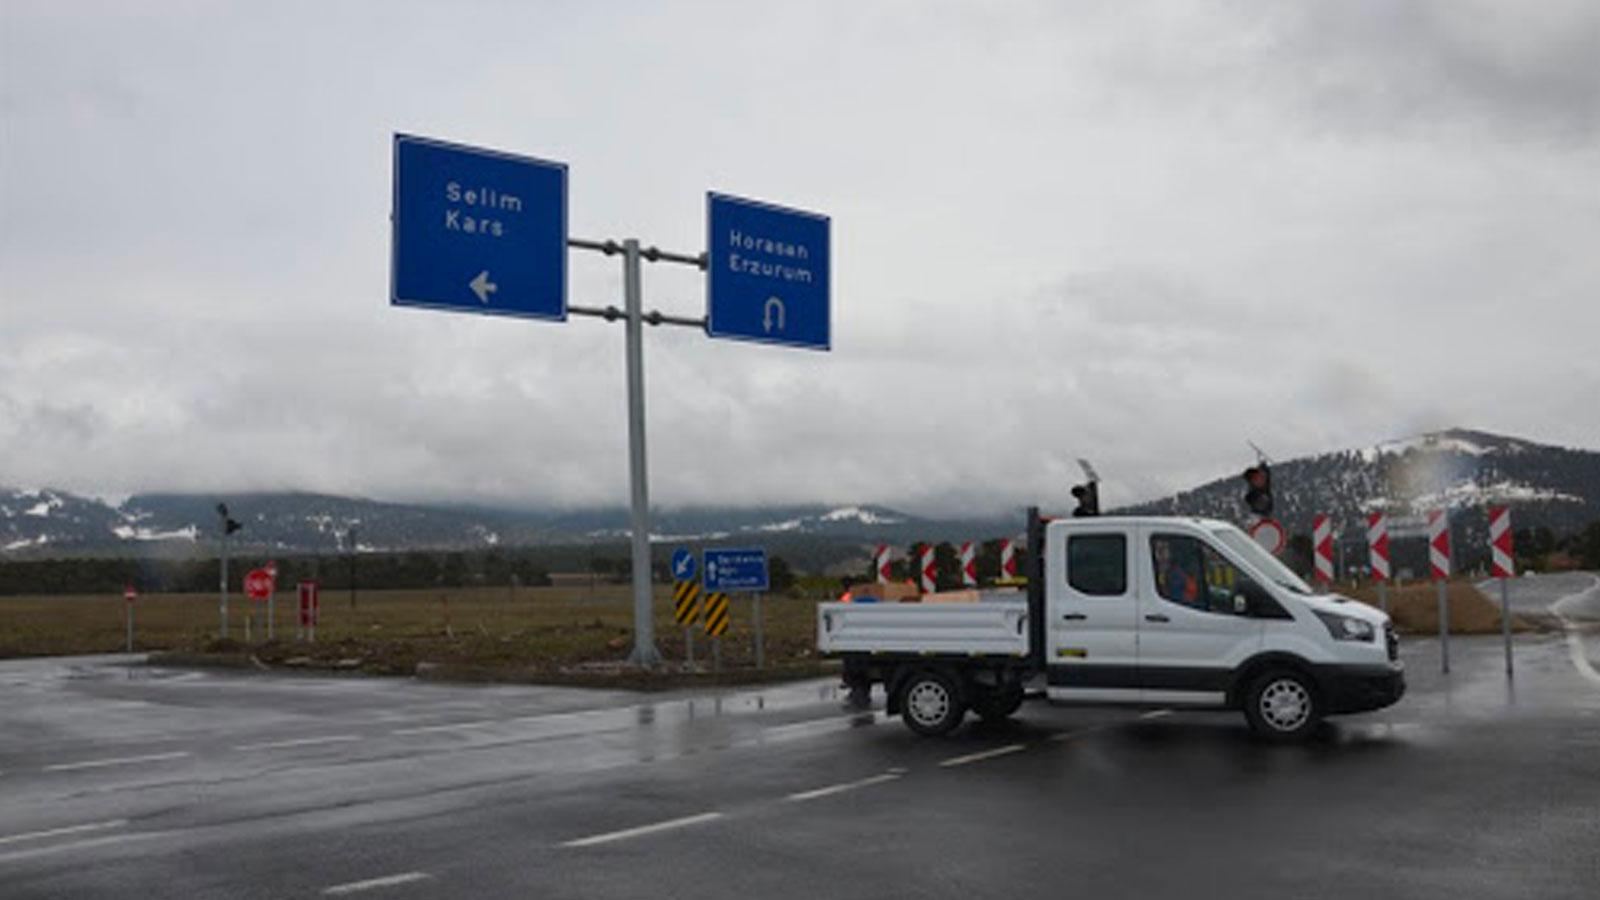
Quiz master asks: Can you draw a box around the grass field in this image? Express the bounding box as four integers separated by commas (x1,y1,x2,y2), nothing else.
0,584,829,686
0,577,1524,686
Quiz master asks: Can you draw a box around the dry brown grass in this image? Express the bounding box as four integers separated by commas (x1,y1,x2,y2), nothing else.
0,585,827,684
1337,579,1533,635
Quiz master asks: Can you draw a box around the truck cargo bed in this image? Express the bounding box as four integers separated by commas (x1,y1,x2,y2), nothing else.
817,596,1030,657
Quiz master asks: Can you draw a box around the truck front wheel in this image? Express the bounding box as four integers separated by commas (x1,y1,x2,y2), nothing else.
1242,669,1321,741
900,669,966,736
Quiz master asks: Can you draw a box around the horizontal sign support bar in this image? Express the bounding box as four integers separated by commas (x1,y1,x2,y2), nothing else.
569,304,706,329
570,237,704,269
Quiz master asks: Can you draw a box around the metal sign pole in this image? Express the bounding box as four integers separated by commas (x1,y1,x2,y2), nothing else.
126,599,134,653
713,637,722,672
1378,580,1388,615
220,533,229,640
1437,581,1450,674
753,592,765,670
1501,578,1514,677
621,238,662,667
684,626,694,666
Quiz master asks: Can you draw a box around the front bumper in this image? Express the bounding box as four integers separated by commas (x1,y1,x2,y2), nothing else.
1313,663,1406,715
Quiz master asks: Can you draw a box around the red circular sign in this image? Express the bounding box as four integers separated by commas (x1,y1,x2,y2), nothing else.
1248,518,1286,555
123,585,137,602
244,569,274,600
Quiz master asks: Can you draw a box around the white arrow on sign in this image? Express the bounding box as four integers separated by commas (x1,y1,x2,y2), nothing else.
674,557,692,577
763,296,785,333
469,270,498,304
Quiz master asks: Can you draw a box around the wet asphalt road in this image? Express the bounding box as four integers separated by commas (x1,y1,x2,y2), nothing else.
3,584,1599,899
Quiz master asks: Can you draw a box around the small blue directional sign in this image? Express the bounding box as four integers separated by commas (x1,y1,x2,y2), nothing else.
706,193,830,351
704,548,769,593
670,547,697,582
392,133,568,321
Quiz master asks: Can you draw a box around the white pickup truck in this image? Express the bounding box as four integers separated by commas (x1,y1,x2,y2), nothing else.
818,508,1404,741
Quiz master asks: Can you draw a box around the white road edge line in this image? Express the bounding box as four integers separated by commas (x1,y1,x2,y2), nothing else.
234,735,362,752
321,871,433,895
1552,574,1600,688
939,743,1027,767
0,820,127,847
44,751,190,772
786,770,904,802
390,720,499,736
561,811,724,848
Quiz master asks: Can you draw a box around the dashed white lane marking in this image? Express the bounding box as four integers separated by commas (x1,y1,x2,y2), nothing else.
0,820,127,847
786,768,905,802
44,751,190,772
939,743,1027,767
561,811,725,848
390,720,498,736
1140,708,1174,720
321,871,433,895
233,734,362,752
0,832,159,865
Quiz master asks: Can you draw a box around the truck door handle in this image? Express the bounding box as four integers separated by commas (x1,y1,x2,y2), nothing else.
1144,614,1170,623
1061,613,1087,621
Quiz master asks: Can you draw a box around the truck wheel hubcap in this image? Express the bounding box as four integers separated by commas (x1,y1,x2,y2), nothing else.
1260,679,1310,731
907,682,949,725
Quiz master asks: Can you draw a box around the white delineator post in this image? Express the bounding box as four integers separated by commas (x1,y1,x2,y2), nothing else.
124,584,137,652
1312,515,1334,586
1367,513,1390,614
1428,509,1452,674
1489,506,1516,676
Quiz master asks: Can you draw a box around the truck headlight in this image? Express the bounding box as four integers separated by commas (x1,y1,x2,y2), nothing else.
1313,610,1375,642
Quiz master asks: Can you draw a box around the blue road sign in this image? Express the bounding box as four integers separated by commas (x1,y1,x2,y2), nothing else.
671,547,698,582
706,193,829,351
392,133,568,321
704,548,769,593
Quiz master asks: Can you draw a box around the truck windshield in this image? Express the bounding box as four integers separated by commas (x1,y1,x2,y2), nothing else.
1212,527,1315,596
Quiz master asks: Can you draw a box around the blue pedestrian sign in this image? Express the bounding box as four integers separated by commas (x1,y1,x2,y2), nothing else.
704,548,769,593
392,133,568,321
706,193,830,351
670,547,697,582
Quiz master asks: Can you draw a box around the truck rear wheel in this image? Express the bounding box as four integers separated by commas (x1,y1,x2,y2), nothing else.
899,669,966,736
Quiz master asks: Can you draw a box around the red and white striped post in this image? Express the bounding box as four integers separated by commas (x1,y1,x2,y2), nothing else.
1366,513,1390,613
1312,515,1334,587
918,544,937,594
873,545,891,585
1489,506,1516,676
1428,509,1452,673
999,539,1017,580
959,541,977,588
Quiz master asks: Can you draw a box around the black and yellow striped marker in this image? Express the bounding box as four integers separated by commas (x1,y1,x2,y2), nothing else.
673,579,702,625
702,591,730,637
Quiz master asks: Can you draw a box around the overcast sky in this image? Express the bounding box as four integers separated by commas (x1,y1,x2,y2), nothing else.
3,1,1598,516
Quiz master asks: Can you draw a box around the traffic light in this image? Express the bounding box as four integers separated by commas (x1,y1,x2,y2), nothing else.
1243,464,1273,517
216,503,242,536
1071,482,1100,517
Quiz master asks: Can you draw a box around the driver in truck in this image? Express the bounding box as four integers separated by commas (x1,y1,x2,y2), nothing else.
1153,536,1202,607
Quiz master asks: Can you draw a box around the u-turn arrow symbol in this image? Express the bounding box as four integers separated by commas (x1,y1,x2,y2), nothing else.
763,296,786,332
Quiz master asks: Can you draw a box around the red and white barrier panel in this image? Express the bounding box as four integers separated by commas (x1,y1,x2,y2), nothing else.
959,541,977,587
1366,513,1390,582
1489,506,1515,579
1312,515,1334,584
999,539,1016,579
874,544,892,584
1428,509,1451,581
918,544,937,593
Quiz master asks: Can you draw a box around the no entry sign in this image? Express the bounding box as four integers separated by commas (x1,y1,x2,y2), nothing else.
244,569,274,600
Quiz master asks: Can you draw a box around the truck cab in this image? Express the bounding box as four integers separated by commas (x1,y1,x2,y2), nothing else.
819,511,1404,741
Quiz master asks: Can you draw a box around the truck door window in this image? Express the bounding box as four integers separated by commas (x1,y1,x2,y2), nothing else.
1151,535,1256,616
1067,534,1126,596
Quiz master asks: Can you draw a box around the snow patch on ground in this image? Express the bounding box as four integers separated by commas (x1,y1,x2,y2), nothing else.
110,524,200,542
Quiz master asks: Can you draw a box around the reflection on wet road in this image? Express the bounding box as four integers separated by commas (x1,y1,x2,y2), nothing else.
2,627,1597,899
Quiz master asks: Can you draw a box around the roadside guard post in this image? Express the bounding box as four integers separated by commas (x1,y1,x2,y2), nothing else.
672,547,702,666
265,561,278,641
124,584,137,652
298,581,320,643
1428,509,1451,674
1489,506,1516,676
391,134,830,671
1367,513,1390,613
705,548,770,669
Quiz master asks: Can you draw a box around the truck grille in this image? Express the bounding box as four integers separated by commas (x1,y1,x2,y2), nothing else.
1385,623,1399,661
